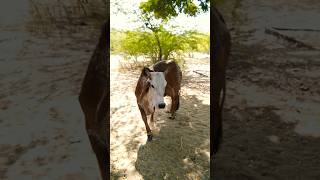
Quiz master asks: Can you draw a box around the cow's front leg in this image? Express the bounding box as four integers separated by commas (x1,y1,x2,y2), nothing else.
150,110,156,130
138,106,153,141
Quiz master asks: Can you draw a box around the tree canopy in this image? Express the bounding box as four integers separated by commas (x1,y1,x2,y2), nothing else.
110,0,210,67
140,0,210,19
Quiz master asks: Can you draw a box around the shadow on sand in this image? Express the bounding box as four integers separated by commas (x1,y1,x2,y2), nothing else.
212,106,320,180
134,95,210,179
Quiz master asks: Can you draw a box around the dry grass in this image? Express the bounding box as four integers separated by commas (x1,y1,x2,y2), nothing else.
27,0,108,37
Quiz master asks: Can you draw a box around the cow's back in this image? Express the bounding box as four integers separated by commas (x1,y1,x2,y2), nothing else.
151,60,182,96
212,7,230,71
212,6,231,155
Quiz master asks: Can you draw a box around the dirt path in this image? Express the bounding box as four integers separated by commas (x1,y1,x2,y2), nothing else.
214,0,320,179
110,55,210,179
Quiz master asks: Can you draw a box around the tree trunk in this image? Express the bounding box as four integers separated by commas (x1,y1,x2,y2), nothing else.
154,32,162,62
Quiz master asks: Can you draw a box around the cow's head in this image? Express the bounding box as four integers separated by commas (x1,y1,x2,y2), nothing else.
141,67,167,110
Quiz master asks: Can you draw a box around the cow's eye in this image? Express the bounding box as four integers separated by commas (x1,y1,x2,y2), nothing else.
151,85,154,88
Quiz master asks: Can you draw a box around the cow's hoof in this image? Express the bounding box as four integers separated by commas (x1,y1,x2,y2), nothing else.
169,114,176,119
147,134,153,142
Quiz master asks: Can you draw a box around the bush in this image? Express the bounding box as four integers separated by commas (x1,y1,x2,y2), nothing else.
111,27,209,69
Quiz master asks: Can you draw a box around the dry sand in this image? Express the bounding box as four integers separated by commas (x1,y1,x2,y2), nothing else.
213,0,320,179
0,0,103,179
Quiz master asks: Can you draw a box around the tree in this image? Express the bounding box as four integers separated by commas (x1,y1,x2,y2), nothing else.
140,0,210,20
120,30,158,61
118,28,191,64
182,30,209,53
140,13,164,61
138,0,211,62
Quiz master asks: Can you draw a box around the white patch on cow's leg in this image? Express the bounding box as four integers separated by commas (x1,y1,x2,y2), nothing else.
164,97,172,113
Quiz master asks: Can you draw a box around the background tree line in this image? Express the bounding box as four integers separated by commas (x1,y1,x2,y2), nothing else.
111,27,209,63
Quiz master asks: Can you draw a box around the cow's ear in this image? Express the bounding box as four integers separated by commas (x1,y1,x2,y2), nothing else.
142,67,151,77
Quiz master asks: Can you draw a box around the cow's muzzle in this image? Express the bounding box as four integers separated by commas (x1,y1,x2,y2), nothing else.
158,103,166,109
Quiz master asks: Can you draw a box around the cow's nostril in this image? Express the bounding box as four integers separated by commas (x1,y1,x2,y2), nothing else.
158,103,166,109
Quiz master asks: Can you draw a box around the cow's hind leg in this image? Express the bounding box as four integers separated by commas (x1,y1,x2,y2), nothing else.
88,130,107,179
212,70,225,155
138,106,152,141
94,90,109,178
79,105,107,180
169,95,179,119
79,91,108,179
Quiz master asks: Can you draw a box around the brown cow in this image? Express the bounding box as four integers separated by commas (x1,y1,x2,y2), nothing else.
211,6,231,155
135,60,182,141
78,21,109,180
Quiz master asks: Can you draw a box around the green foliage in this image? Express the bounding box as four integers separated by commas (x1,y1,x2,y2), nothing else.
140,0,210,20
111,28,209,61
110,28,126,53
157,27,185,60
182,30,210,53
120,30,158,60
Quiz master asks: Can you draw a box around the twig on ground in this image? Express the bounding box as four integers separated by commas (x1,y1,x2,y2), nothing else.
272,27,320,32
265,28,318,50
77,0,88,17
180,137,183,150
69,139,82,144
193,70,209,77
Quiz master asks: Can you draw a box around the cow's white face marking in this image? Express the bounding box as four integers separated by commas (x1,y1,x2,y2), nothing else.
146,72,167,110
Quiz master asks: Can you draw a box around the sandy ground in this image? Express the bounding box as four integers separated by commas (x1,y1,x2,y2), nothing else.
0,0,103,179
213,0,320,179
1,0,320,179
110,55,210,179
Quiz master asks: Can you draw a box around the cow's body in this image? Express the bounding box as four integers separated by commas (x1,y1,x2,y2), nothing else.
211,6,231,155
78,22,109,180
135,60,182,141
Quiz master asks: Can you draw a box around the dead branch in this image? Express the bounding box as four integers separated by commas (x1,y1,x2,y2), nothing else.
265,28,317,50
193,70,209,77
272,27,320,32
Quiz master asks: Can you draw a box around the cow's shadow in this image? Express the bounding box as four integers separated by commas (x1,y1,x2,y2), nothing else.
134,95,210,179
